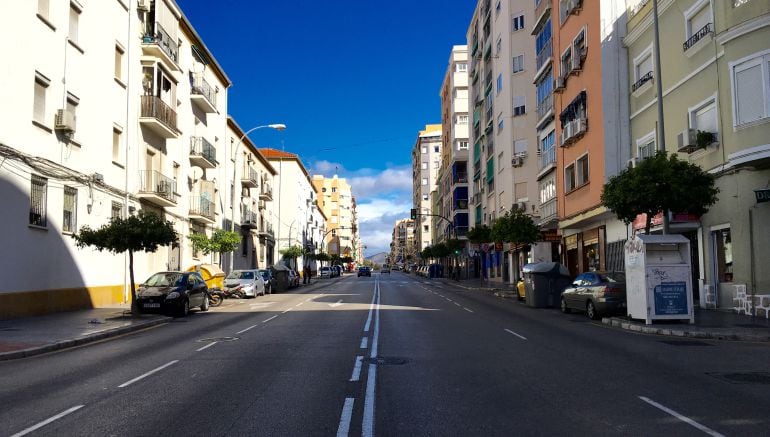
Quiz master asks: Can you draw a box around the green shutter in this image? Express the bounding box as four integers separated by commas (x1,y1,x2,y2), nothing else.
486,157,494,182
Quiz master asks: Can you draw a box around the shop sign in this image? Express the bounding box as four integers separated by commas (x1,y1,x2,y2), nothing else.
755,188,770,204
540,229,561,242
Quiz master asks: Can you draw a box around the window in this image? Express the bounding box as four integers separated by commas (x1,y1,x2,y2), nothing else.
731,52,770,126
712,227,733,283
561,46,573,77
332,187,337,193
421,162,428,170
112,125,123,163
69,3,81,45
512,13,524,31
33,72,50,125
637,132,656,160
685,1,712,41
573,28,587,63
457,140,469,150
512,55,524,74
514,139,527,155
115,44,125,82
513,95,526,116
111,201,123,220
456,114,469,124
433,160,440,169
422,194,429,201
456,62,467,72
564,164,576,192
496,74,503,94
30,175,48,227
496,37,502,55
424,225,429,232
498,152,504,171
576,155,589,187
689,97,718,138
634,47,653,82
63,186,77,233
422,178,428,186
66,93,79,139
434,145,439,153
421,146,427,153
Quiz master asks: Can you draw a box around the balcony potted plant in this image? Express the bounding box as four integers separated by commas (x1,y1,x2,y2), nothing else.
696,130,715,149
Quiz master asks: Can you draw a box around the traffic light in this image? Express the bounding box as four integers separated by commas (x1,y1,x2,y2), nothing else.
410,208,417,220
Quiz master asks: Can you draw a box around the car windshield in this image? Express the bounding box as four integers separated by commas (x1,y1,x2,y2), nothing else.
599,272,626,283
227,271,255,280
258,270,270,280
144,273,184,287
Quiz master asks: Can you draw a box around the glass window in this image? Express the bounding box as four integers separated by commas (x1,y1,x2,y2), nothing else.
497,74,503,94
713,228,733,283
639,137,655,160
577,155,589,186
421,162,428,170
513,95,526,116
63,186,77,233
565,164,576,192
115,45,124,81
38,0,49,19
113,126,122,163
69,3,80,44
691,99,718,135
456,63,467,72
512,55,524,73
30,175,47,227
687,4,711,38
33,73,49,124
512,13,524,31
111,201,123,220
636,52,653,81
733,59,765,125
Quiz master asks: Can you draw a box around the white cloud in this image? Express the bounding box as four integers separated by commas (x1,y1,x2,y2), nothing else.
311,160,346,175
349,166,412,198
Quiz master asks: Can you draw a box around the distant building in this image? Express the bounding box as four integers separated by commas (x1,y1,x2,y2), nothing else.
411,124,442,252
311,175,358,260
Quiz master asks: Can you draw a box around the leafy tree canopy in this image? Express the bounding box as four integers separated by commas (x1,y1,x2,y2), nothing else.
445,238,465,254
490,209,540,245
432,243,450,258
421,246,434,260
188,229,240,256
280,245,304,259
466,224,492,244
601,151,719,233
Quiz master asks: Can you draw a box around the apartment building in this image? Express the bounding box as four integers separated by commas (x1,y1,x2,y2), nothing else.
351,195,361,265
467,0,542,283
0,0,233,318
260,149,324,270
552,0,630,278
311,175,358,260
437,45,470,246
411,124,442,252
625,0,770,309
390,218,416,265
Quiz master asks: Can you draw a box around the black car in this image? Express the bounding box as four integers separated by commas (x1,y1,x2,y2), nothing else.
357,266,371,277
136,271,209,317
259,269,273,294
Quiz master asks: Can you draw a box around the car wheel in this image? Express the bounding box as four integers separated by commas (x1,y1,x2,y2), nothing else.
586,301,599,320
560,298,571,314
200,295,210,312
178,299,190,317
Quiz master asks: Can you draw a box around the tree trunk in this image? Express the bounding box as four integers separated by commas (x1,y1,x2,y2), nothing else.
129,249,138,316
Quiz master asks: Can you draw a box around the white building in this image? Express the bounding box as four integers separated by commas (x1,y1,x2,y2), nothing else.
411,124,442,252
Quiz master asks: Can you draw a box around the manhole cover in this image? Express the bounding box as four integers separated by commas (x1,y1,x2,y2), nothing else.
197,337,239,343
708,372,770,385
659,340,713,346
370,357,408,366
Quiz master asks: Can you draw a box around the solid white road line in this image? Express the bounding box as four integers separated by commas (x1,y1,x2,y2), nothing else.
10,405,84,437
504,329,528,341
350,355,364,382
639,396,725,437
282,308,293,314
236,324,258,334
262,315,278,323
305,297,313,302
464,307,474,313
329,299,343,307
336,397,355,437
196,341,218,352
118,360,178,388
362,363,376,437
454,302,461,307
370,280,381,359
360,337,368,349
363,283,377,332
295,302,304,307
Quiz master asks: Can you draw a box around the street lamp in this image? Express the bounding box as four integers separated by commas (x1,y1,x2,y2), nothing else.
229,123,286,273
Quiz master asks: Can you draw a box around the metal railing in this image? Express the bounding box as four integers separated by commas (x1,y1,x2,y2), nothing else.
632,71,653,92
189,197,215,220
536,39,553,71
241,208,257,225
453,173,468,184
260,183,273,197
537,93,554,122
539,198,557,223
540,144,557,171
141,96,178,133
191,74,216,107
242,164,258,184
139,170,177,203
535,0,551,23
683,23,712,51
143,22,179,64
190,137,216,164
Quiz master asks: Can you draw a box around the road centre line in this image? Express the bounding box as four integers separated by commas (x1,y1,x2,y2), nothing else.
236,324,258,334
336,398,355,437
10,405,85,437
363,283,377,332
454,302,461,307
362,278,380,437
639,396,725,437
350,355,364,381
360,337,368,349
118,360,178,388
196,341,218,352
464,308,474,313
262,315,278,323
504,329,528,341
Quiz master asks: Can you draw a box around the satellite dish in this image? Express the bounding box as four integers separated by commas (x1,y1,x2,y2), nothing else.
190,167,203,181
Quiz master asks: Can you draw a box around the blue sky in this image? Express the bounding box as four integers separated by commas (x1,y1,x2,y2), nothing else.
177,0,476,256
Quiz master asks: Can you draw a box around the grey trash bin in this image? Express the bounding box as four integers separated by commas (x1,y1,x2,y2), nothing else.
271,264,290,292
522,262,571,308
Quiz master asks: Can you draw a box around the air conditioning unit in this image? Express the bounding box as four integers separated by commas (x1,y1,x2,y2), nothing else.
511,157,523,167
677,129,697,153
574,117,587,136
626,157,638,169
137,0,151,12
55,109,76,133
554,76,566,93
561,121,574,146
571,55,583,73
512,201,526,211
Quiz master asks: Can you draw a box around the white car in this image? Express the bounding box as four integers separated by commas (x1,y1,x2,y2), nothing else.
224,269,266,297
319,266,332,279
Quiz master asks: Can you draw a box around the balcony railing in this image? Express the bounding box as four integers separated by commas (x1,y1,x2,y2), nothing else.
142,22,179,65
453,173,468,184
139,170,177,204
260,182,273,200
141,95,178,133
191,74,216,107
189,197,215,221
540,145,557,171
683,23,712,51
537,93,554,123
535,0,552,25
632,71,653,92
241,164,258,187
536,39,553,71
190,137,216,164
539,198,557,224
241,208,258,227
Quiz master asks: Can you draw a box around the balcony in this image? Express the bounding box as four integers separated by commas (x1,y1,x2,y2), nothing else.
189,137,217,169
539,145,557,175
259,182,273,201
241,164,258,188
453,173,468,184
141,23,180,72
535,39,553,75
137,170,178,208
190,74,217,113
560,117,588,146
241,208,258,230
140,96,180,138
532,0,552,34
189,196,215,224
538,198,558,226
683,23,712,52
536,93,554,129
259,222,275,239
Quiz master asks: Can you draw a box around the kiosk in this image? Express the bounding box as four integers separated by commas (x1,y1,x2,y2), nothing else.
624,234,694,325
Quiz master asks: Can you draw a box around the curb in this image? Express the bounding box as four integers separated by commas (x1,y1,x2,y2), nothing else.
602,317,770,342
0,315,172,361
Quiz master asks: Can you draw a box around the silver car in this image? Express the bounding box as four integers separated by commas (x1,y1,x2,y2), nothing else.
224,269,266,297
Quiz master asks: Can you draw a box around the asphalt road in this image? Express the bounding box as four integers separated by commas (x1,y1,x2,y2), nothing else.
1,272,769,436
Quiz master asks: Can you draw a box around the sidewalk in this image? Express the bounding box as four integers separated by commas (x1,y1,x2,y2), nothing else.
436,277,770,342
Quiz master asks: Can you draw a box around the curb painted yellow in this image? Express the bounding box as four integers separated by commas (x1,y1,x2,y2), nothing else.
0,285,126,319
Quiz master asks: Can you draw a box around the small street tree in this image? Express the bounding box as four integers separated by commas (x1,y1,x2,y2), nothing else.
420,246,434,261
72,211,177,315
279,245,304,270
466,224,492,244
490,209,540,246
188,229,241,268
431,243,450,259
601,151,719,233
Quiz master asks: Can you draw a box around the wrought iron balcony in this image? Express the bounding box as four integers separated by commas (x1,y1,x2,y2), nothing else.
189,196,215,223
536,40,553,72
536,93,554,126
189,137,217,169
539,145,557,172
140,96,179,138
259,182,273,200
141,22,179,71
241,208,258,230
683,23,712,52
241,164,258,188
631,71,653,93
138,170,177,207
190,74,217,113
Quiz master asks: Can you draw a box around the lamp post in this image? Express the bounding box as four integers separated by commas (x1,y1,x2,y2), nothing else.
229,123,286,273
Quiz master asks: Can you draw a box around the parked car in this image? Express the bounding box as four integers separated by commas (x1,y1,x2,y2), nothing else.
381,265,391,274
358,266,371,277
136,271,209,317
288,270,300,288
334,265,343,276
560,271,627,320
320,266,333,278
258,269,273,295
224,269,266,297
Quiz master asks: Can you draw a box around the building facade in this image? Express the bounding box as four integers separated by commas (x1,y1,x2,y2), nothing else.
390,218,416,266
411,124,443,252
312,175,357,261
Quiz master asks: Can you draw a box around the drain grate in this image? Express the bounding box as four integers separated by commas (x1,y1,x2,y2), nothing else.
197,337,239,343
659,340,713,347
707,372,770,385
370,356,408,366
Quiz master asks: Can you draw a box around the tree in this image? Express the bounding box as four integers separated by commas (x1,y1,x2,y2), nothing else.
445,238,466,256
601,151,719,233
432,243,450,259
466,224,492,244
279,245,304,269
315,252,331,266
421,246,434,261
490,209,540,245
73,211,178,315
188,229,241,267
